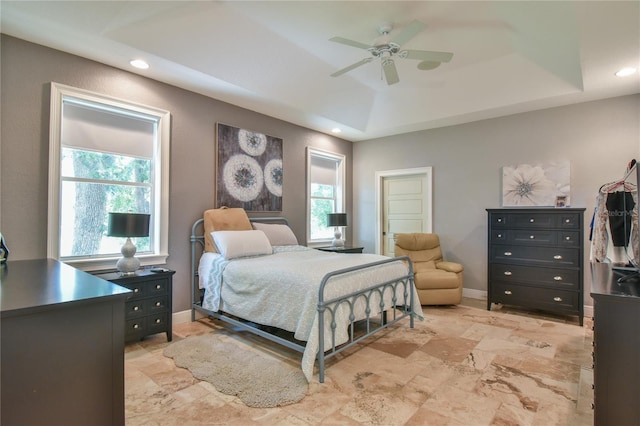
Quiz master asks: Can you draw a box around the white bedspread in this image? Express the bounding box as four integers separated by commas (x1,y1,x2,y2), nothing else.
198,246,424,381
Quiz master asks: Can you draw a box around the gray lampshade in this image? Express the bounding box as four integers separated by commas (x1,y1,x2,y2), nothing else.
108,213,150,238
327,213,347,227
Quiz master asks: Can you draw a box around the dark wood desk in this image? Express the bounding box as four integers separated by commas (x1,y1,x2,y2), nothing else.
0,259,131,426
590,262,640,426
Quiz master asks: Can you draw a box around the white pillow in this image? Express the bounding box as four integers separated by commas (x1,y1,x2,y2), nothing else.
251,222,298,246
212,230,272,260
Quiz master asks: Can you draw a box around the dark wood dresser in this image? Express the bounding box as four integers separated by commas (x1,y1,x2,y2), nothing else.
591,262,640,425
487,208,585,325
94,268,174,342
0,259,131,426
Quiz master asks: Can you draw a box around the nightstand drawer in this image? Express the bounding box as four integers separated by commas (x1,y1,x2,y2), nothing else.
125,313,169,339
125,297,168,319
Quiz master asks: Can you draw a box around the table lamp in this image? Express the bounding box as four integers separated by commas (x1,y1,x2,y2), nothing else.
327,213,347,247
108,212,150,275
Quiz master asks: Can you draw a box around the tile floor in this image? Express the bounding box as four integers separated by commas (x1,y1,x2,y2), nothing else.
124,299,594,425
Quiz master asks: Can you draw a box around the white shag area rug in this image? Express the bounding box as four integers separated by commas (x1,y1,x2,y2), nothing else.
163,334,308,408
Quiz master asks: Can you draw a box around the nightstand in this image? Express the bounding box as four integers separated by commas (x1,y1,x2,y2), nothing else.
94,269,175,342
317,246,364,254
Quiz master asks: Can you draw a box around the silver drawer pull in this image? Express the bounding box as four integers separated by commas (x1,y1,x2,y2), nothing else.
155,302,161,307
156,284,161,289
565,219,571,223
529,235,535,239
133,288,139,293
497,233,503,238
155,319,161,324
133,306,139,311
133,324,139,329
497,218,503,223
553,255,563,260
529,218,535,223
504,271,512,276
553,296,563,302
553,276,563,281
504,290,513,295
565,236,571,240
504,251,512,256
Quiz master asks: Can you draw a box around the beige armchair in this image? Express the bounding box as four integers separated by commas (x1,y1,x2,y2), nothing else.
394,233,463,306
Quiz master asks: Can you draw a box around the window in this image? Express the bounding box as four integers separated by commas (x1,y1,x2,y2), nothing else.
306,148,345,245
48,83,170,270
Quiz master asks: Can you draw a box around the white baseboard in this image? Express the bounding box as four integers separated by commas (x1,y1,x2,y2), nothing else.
462,288,593,319
462,288,487,300
172,309,205,325
173,292,595,325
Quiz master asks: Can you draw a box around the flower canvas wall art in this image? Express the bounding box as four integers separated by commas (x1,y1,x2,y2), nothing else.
216,123,283,211
502,161,570,207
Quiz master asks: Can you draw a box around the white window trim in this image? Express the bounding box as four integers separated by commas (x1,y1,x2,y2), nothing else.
306,147,346,246
48,82,171,271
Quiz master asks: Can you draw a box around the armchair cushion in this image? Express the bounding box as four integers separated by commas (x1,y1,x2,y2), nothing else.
437,261,464,274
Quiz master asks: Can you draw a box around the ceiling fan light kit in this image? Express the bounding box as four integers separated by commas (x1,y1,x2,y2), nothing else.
330,20,454,85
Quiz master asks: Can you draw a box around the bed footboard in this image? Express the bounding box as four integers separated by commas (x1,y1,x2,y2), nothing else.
316,256,415,382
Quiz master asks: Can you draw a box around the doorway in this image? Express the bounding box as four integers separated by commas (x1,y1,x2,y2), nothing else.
375,167,433,255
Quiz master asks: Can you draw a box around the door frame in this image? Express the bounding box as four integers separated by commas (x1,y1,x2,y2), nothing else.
374,167,433,255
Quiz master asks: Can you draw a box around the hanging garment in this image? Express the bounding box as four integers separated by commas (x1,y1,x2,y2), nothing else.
591,189,638,263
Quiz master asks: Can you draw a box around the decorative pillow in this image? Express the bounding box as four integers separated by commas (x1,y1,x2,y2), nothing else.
212,230,272,260
204,207,252,252
251,222,298,246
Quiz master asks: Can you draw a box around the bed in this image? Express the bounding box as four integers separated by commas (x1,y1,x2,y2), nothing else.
190,209,423,382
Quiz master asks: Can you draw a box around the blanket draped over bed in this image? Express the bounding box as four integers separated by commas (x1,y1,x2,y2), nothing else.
199,246,424,381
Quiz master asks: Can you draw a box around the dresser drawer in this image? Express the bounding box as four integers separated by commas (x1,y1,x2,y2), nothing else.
491,212,581,229
490,245,580,267
491,282,580,313
490,229,558,246
491,264,580,290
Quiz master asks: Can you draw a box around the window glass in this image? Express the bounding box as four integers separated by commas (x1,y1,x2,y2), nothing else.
48,83,170,270
307,148,345,243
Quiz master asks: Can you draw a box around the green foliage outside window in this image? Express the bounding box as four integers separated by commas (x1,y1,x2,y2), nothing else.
61,148,151,257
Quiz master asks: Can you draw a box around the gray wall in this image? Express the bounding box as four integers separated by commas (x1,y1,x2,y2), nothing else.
0,35,353,312
353,94,640,305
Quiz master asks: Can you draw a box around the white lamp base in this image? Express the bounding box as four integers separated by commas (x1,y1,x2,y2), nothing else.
331,228,345,247
116,237,140,275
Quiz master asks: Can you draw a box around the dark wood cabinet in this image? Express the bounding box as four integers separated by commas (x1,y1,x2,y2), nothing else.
591,262,640,426
0,259,131,426
95,268,175,342
316,246,364,254
487,208,585,325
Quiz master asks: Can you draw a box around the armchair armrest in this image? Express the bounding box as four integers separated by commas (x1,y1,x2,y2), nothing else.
436,261,463,273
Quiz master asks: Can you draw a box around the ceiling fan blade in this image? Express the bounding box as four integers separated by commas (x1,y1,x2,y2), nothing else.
403,49,454,63
391,20,427,46
329,37,371,50
331,57,373,77
382,59,400,85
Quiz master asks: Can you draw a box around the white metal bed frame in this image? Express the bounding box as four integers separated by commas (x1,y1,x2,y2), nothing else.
190,216,416,382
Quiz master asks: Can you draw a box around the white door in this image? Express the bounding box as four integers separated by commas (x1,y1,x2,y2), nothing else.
381,172,432,256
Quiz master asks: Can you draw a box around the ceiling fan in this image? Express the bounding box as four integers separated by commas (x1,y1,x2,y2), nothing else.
329,20,453,85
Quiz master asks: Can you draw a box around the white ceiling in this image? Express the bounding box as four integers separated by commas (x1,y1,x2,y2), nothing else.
2,1,639,142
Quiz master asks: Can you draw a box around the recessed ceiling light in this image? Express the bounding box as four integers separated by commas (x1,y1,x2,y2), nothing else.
130,59,149,70
331,128,342,134
615,67,637,77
